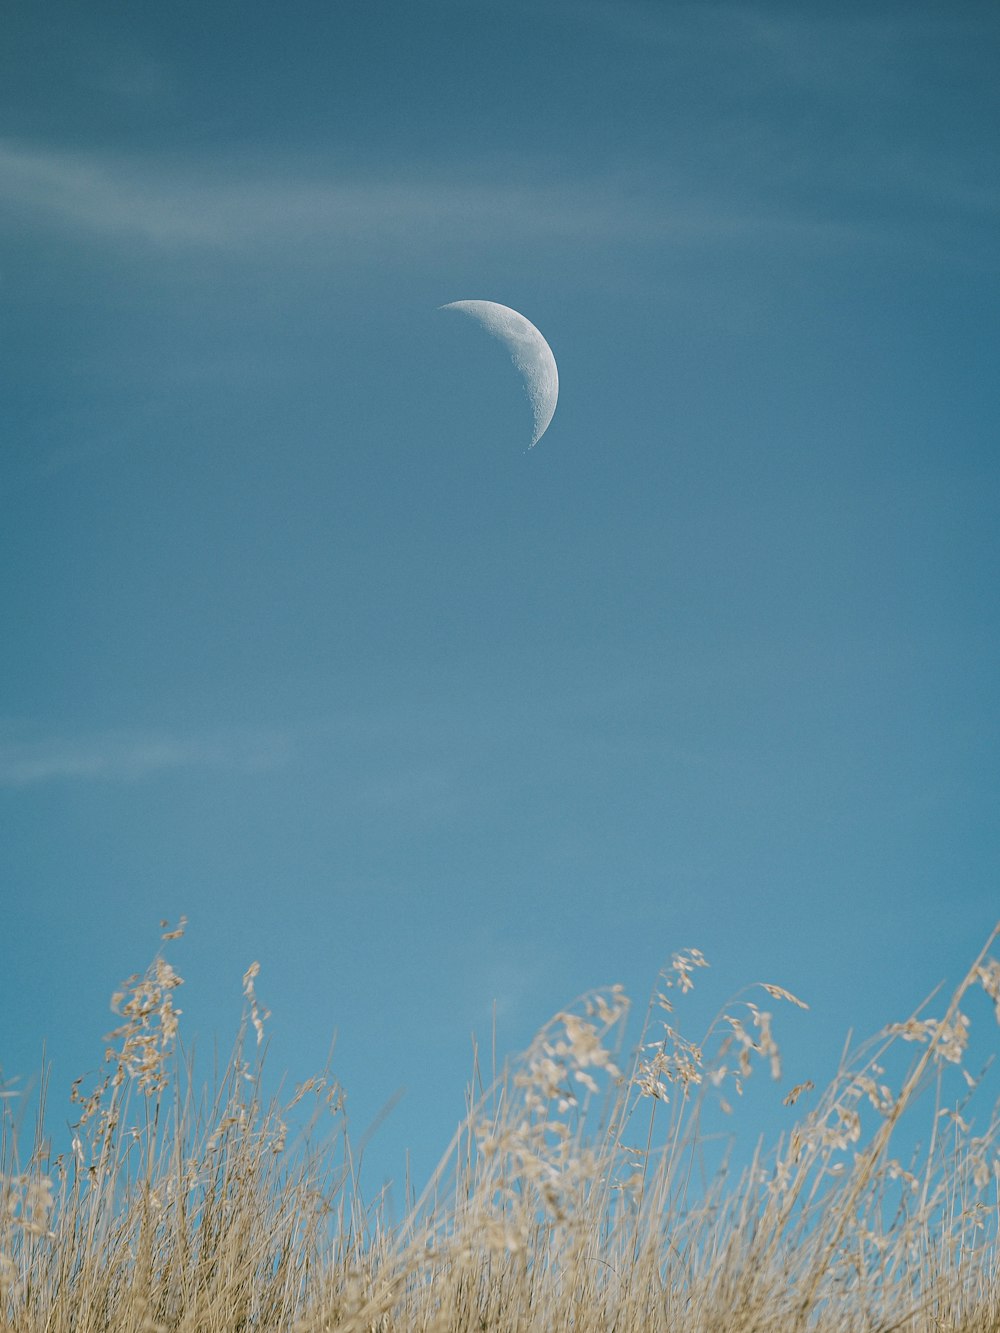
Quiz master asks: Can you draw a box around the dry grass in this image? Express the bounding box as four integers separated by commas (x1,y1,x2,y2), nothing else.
3,920,1000,1331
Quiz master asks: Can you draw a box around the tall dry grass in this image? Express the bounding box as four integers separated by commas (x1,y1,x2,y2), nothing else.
2,919,1000,1331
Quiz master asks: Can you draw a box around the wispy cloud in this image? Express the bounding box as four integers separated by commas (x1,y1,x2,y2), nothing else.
0,135,918,265
0,139,639,252
570,1,991,90
1,133,994,276
0,717,462,818
0,724,291,787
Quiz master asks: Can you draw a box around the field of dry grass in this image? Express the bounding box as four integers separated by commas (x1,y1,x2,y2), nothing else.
2,920,999,1332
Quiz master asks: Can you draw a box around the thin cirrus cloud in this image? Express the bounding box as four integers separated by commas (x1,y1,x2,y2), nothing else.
0,139,640,252
0,726,292,788
0,136,923,265
0,722,461,822
1,135,994,277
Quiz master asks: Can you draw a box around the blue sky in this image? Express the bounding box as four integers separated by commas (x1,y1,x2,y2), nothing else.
2,0,999,1189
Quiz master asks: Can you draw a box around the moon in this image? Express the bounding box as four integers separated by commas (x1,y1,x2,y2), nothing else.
440,300,559,447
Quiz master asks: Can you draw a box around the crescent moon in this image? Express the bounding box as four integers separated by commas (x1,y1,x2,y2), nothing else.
440,300,559,447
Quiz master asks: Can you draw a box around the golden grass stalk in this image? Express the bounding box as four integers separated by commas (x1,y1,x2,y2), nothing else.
2,920,999,1330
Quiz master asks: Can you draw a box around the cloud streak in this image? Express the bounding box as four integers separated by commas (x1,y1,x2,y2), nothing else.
0,725,291,787
0,140,642,251
0,136,950,267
